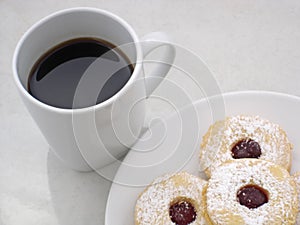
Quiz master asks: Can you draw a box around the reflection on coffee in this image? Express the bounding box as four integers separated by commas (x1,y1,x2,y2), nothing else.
28,37,133,109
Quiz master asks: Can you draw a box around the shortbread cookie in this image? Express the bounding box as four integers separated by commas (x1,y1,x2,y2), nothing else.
135,172,207,225
205,159,298,225
200,115,292,177
293,172,300,225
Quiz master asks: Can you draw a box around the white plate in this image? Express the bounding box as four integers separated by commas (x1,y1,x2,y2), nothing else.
105,91,300,225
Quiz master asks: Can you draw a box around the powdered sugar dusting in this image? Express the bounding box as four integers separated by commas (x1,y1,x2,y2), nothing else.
206,159,298,225
293,173,300,225
135,172,207,225
200,115,292,177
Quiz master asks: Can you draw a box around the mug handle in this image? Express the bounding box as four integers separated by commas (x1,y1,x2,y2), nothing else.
140,32,176,97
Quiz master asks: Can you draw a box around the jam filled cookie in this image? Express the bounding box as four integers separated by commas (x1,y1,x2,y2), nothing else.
293,172,300,224
205,159,298,225
199,115,292,177
135,172,207,225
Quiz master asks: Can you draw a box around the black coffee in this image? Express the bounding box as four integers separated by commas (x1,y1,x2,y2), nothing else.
28,38,133,109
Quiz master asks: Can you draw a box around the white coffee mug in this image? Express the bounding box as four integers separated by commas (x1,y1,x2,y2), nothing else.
13,7,175,171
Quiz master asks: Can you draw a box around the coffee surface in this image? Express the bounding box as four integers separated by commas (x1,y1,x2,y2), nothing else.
28,38,133,109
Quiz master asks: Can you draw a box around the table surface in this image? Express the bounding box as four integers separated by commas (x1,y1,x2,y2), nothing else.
1,1,300,225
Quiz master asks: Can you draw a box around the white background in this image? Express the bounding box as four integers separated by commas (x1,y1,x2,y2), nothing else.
1,1,300,225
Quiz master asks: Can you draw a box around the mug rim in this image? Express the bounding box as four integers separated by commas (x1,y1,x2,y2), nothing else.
12,7,143,114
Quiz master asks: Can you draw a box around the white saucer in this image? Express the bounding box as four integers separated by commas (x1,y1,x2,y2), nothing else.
105,91,300,225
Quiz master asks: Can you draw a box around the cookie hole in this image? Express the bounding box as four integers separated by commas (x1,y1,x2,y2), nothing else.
231,138,261,159
169,197,197,225
237,184,269,209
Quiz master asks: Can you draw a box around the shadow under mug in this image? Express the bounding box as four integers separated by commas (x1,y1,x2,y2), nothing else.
12,7,175,171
